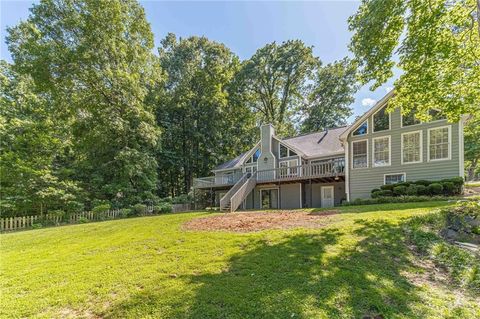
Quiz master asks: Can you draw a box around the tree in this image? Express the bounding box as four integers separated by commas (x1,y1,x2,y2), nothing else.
300,58,357,133
0,61,84,216
6,0,161,206
464,116,480,180
157,34,256,195
237,40,319,136
349,0,480,121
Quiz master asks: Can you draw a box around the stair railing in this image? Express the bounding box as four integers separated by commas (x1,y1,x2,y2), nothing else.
219,173,250,211
229,171,257,213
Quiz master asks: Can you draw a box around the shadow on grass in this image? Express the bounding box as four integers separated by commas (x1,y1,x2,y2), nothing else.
105,217,434,318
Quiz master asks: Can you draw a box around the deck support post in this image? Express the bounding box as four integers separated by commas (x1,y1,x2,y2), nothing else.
278,181,281,209
310,179,313,208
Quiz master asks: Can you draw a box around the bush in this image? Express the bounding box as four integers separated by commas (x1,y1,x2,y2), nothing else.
131,204,147,216
78,217,89,223
416,184,428,195
154,202,173,214
172,194,192,204
428,183,443,195
393,185,408,196
380,184,395,191
375,190,393,197
414,180,431,186
119,208,132,218
442,182,455,196
371,188,381,195
343,196,458,206
92,204,110,214
406,184,419,196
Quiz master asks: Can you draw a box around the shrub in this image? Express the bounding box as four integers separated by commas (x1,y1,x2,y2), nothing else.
406,184,419,196
414,180,431,186
78,217,89,223
119,208,132,218
428,183,443,195
393,185,408,196
380,184,395,191
92,204,110,214
377,190,393,197
131,204,147,216
343,195,458,206
172,194,192,204
154,202,173,214
442,182,455,196
371,188,381,195
416,184,428,195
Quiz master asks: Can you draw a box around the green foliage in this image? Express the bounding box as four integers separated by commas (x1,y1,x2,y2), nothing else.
172,194,192,204
393,185,408,196
405,184,419,196
427,183,444,196
154,202,173,214
131,204,147,216
349,0,480,122
92,204,111,214
442,182,455,196
465,117,480,180
300,58,357,133
119,208,133,218
344,196,454,206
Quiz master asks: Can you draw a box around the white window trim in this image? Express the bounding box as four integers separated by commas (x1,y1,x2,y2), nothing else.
383,173,406,185
401,130,423,165
259,187,280,209
351,139,369,169
278,143,298,159
372,135,391,167
372,106,391,133
427,125,452,162
400,108,422,128
352,120,368,137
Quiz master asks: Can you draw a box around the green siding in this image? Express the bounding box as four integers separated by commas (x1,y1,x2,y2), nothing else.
347,107,462,199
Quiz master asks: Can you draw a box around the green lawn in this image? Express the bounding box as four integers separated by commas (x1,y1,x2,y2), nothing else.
1,202,479,318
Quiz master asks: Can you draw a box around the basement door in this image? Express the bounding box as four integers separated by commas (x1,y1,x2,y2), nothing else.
321,186,334,208
260,189,279,209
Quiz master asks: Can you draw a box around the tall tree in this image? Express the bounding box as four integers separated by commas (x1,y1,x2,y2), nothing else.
157,34,255,195
349,0,480,121
6,0,161,206
300,58,357,133
0,61,84,216
465,116,480,180
237,40,319,136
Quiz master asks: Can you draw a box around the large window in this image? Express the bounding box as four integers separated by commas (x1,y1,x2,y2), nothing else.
353,121,368,136
402,131,422,164
428,126,450,161
373,136,390,167
384,173,406,185
279,144,297,158
373,106,390,132
352,140,368,169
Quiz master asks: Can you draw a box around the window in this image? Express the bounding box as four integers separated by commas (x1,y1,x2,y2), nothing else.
245,166,257,174
252,149,261,162
352,140,368,169
353,121,368,136
429,109,446,121
402,131,422,164
373,136,390,167
384,173,406,185
373,106,390,132
279,144,298,158
402,111,421,127
428,126,450,161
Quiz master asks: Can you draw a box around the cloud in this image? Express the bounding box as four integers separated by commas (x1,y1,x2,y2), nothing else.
361,98,377,107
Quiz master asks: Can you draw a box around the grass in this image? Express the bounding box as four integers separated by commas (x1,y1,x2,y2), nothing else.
466,181,480,188
1,201,479,318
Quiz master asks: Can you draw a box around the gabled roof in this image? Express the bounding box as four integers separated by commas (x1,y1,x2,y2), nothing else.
282,126,350,159
339,90,394,141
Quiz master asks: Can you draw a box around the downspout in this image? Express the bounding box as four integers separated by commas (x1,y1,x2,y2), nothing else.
344,140,350,202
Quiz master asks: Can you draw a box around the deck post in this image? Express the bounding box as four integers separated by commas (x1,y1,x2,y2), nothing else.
310,179,313,208
278,181,281,209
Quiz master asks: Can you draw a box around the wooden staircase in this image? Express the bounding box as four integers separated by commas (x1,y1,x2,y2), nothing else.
220,172,257,212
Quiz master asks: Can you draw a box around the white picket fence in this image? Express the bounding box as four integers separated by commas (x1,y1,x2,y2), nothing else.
1,204,191,232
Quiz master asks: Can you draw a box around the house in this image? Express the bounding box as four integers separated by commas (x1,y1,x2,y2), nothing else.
193,91,465,211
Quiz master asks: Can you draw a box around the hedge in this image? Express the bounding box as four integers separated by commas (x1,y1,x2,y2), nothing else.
373,177,463,198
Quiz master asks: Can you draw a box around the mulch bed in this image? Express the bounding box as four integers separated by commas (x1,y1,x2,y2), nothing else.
183,210,339,232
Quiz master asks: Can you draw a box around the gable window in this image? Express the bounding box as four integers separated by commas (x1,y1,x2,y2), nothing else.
373,106,390,132
279,144,298,158
353,121,368,136
428,126,450,161
352,140,368,169
429,109,446,121
246,149,261,164
402,110,421,127
384,173,406,185
402,131,422,164
373,136,391,167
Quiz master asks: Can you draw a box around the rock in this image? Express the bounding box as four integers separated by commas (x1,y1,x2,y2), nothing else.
445,229,458,239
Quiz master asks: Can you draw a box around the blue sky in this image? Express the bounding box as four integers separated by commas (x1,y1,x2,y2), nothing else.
1,0,397,122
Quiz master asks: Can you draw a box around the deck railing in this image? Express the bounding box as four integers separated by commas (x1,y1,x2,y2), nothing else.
194,157,345,189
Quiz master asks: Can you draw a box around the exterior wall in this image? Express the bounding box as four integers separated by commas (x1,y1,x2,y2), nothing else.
347,107,462,199
280,183,302,209
304,182,345,207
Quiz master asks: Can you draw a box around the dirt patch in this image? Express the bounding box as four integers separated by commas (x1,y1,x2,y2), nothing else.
183,210,339,232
